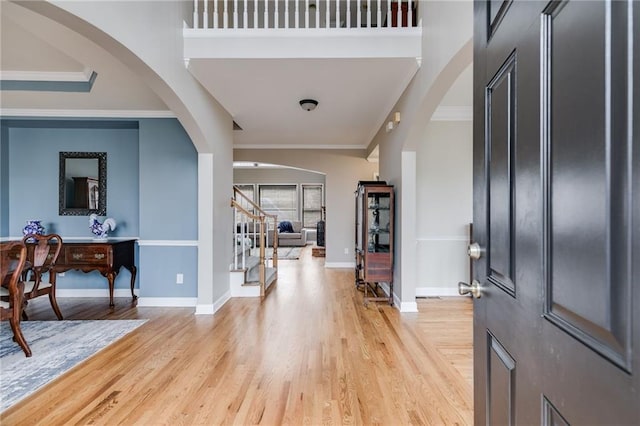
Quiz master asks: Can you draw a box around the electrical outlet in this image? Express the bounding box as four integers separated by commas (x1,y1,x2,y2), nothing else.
176,273,184,284
344,248,349,255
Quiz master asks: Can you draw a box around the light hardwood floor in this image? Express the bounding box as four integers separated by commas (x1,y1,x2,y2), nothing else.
2,247,473,425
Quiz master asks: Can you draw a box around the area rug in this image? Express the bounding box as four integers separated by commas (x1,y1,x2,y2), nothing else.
0,319,147,412
264,246,302,259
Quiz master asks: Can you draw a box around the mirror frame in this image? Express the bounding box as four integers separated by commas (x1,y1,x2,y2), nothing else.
59,151,107,216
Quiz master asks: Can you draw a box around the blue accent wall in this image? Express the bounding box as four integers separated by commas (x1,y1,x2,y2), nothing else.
1,125,9,237
1,118,199,299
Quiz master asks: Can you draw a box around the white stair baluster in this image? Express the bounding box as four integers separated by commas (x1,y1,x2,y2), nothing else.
387,0,391,27
408,0,413,27
377,0,381,28
357,0,361,28
264,0,268,28
315,0,319,28
336,0,340,28
295,0,299,28
275,0,279,28
367,0,371,27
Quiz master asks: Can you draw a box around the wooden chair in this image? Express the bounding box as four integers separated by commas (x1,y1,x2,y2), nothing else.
21,233,64,320
0,241,32,357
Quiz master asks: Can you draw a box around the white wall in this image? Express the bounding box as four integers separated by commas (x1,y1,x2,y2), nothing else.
16,0,234,314
415,120,472,295
368,0,473,311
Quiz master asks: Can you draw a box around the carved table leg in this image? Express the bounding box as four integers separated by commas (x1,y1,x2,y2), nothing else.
107,271,116,307
128,265,138,302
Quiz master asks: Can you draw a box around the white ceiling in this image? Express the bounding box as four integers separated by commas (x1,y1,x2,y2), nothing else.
1,3,471,150
188,57,418,148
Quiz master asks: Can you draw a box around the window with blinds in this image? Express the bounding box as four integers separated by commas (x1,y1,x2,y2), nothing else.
302,184,323,228
258,184,297,222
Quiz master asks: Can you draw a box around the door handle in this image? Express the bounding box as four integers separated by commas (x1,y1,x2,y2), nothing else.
459,280,482,299
467,242,484,260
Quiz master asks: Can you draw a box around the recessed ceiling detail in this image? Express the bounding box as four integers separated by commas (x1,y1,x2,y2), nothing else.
0,69,98,92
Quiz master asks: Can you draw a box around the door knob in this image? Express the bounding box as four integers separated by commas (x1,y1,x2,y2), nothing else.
468,242,484,260
459,280,482,298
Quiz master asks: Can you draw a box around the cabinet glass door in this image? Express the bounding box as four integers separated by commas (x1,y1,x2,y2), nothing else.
367,192,391,252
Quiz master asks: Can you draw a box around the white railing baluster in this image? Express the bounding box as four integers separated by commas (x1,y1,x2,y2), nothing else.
243,0,248,28
233,0,238,28
193,0,199,28
254,0,258,28
285,0,289,28
223,0,228,28
264,0,268,28
190,0,416,31
305,0,309,29
325,0,330,28
346,0,351,28
214,0,219,28
203,0,208,28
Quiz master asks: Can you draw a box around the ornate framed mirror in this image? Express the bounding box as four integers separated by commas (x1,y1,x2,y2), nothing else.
59,152,107,216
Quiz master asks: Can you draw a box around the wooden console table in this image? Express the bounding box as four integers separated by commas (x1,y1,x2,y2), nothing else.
53,239,137,307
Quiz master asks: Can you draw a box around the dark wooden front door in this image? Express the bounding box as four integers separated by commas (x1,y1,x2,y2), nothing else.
470,1,639,424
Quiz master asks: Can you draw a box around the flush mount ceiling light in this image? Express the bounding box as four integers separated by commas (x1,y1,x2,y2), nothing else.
299,99,318,111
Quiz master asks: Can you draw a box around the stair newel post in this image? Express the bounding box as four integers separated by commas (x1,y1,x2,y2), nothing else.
233,203,239,270
259,216,266,296
272,216,278,270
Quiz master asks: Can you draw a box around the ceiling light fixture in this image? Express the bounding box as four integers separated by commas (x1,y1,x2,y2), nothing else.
299,99,318,111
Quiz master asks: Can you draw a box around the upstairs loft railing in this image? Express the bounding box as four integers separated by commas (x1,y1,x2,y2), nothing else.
231,186,278,295
192,0,417,30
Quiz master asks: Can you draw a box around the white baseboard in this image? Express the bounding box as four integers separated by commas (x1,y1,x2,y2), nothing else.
398,301,418,312
195,290,231,315
416,287,463,297
137,297,197,307
325,262,355,268
57,289,139,298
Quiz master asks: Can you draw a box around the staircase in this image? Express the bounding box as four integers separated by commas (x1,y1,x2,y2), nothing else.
230,186,279,297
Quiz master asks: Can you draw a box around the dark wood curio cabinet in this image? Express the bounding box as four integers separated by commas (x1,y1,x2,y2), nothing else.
354,181,394,306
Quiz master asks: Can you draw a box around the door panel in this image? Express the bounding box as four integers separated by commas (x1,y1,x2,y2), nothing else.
487,52,516,296
542,0,632,371
473,0,638,424
487,332,516,426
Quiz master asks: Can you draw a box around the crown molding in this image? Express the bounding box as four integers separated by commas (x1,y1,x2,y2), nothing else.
234,144,367,150
0,109,176,118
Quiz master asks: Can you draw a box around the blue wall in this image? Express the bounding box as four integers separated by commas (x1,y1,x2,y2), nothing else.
0,118,199,299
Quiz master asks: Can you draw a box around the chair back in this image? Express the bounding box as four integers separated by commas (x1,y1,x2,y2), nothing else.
22,233,63,272
1,241,27,299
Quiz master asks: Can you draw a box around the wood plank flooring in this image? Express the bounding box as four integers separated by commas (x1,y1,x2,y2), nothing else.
1,247,473,425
